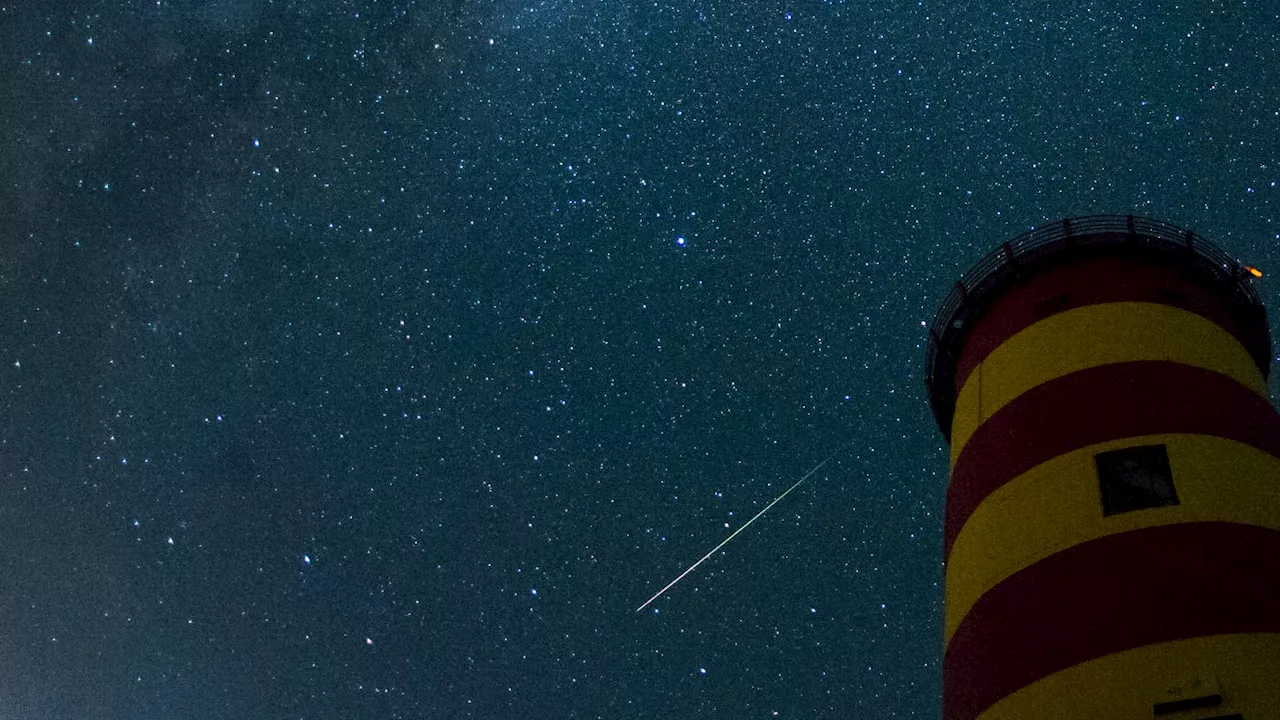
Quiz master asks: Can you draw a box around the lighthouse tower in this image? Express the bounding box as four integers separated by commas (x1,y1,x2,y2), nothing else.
924,215,1280,719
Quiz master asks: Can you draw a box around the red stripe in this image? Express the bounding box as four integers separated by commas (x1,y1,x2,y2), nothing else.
943,522,1280,720
952,253,1254,391
946,362,1280,557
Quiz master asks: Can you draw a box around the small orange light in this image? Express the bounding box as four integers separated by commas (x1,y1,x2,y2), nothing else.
1245,265,1263,278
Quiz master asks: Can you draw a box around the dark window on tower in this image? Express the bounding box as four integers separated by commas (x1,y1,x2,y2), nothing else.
1153,693,1223,715
1095,444,1179,517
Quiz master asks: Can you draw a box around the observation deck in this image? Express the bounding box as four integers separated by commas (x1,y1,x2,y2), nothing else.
924,214,1271,441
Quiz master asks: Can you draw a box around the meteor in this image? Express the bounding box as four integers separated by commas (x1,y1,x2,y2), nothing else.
635,441,852,613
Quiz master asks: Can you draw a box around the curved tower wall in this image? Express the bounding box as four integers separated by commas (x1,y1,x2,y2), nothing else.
925,216,1280,720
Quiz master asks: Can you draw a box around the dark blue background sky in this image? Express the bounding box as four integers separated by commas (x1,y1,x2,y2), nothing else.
2,0,1279,718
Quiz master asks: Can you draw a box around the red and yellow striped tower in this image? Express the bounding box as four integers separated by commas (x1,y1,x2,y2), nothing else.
924,215,1280,720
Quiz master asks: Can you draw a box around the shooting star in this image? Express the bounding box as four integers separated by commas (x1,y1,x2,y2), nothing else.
635,441,852,613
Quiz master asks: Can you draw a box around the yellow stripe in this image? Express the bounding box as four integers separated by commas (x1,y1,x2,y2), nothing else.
976,633,1280,720
950,302,1268,467
944,434,1280,646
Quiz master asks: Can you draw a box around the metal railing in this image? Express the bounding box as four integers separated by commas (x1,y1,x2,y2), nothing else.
923,214,1266,439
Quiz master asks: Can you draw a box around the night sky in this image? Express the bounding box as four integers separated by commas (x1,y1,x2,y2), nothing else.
3,0,1280,718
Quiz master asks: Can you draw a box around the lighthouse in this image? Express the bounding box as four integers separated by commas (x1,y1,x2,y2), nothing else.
923,215,1280,719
